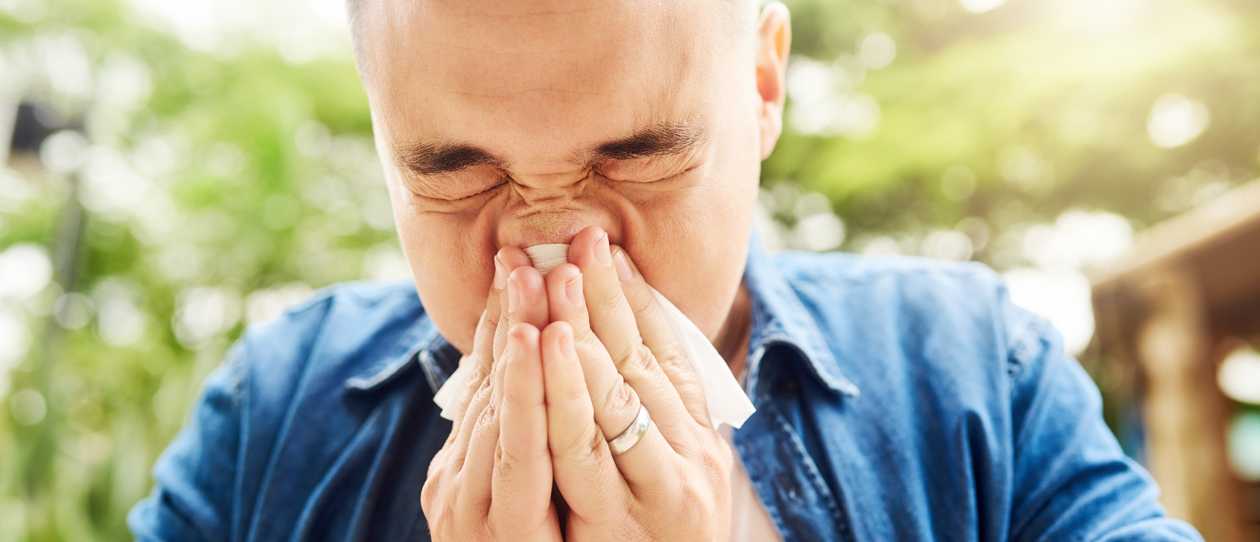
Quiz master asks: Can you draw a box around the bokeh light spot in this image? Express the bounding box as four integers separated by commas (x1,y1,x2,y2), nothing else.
859,32,897,70
0,244,52,301
1147,94,1210,149
1227,411,1260,481
959,0,1007,14
10,389,47,426
1219,346,1260,405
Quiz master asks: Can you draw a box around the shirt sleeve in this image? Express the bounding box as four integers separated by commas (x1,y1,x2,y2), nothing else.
128,341,247,542
1000,291,1204,542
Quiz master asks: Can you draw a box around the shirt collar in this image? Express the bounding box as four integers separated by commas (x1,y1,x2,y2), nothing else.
742,231,860,400
344,308,459,395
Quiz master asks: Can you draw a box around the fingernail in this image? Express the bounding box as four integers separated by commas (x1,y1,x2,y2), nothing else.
565,275,584,307
594,233,612,267
560,328,577,360
493,256,507,289
507,274,520,313
613,249,633,282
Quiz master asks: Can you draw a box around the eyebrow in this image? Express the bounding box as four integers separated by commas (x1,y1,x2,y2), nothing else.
395,143,502,176
394,121,706,176
590,121,706,161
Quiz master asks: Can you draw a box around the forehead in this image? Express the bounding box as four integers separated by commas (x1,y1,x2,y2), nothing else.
361,0,727,167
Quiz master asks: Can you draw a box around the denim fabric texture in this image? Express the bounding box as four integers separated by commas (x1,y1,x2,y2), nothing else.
128,239,1204,541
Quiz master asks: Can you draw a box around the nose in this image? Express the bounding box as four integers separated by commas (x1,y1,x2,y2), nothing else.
511,170,587,207
496,172,620,249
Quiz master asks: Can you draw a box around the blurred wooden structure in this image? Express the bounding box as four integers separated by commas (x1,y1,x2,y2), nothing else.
1091,180,1260,542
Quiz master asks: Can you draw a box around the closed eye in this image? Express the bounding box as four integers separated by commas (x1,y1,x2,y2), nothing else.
600,164,700,184
446,179,506,201
402,166,507,202
595,144,705,183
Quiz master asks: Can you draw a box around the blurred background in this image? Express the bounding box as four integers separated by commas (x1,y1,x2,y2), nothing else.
0,0,1258,539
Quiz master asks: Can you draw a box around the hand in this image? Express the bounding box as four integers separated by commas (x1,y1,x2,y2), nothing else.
539,227,734,541
421,247,562,542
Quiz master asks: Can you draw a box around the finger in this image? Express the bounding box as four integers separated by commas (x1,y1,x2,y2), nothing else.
493,246,533,360
462,270,546,495
450,248,523,431
462,259,551,506
490,323,553,533
542,263,640,438
566,227,696,441
459,375,501,516
499,261,549,359
543,321,682,501
449,364,496,468
611,244,710,428
540,321,629,518
453,316,523,518
449,249,544,470
449,313,496,433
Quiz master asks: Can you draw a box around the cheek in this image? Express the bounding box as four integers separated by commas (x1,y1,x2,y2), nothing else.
627,160,758,338
392,194,497,355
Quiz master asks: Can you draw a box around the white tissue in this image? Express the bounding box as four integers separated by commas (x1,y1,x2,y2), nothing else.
433,244,755,429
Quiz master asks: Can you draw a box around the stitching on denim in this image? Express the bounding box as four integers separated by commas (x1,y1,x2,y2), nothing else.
765,401,857,542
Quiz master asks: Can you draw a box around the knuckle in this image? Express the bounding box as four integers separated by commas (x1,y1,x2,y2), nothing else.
480,309,499,332
474,402,497,432
420,475,443,516
653,341,690,374
614,341,656,375
501,385,527,410
597,377,638,420
675,468,728,535
498,437,548,472
678,477,712,517
475,376,495,401
589,425,607,457
631,342,657,373
626,288,654,317
557,422,604,462
699,443,732,481
473,323,494,349
471,373,492,399
574,329,603,355
428,448,449,478
698,446,735,511
570,322,594,346
596,283,624,311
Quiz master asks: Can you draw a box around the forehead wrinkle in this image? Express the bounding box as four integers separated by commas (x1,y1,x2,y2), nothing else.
444,87,609,98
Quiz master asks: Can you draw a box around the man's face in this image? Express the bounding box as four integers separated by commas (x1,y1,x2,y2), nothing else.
359,0,775,354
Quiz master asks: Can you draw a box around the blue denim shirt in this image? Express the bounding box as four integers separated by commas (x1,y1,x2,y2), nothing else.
129,240,1203,541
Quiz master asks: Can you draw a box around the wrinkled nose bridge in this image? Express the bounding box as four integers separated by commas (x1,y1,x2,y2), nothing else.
498,169,615,248
510,169,590,204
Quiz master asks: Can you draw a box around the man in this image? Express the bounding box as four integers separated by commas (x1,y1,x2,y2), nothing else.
129,0,1203,540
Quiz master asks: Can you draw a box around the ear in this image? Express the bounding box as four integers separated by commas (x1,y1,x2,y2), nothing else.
755,2,791,160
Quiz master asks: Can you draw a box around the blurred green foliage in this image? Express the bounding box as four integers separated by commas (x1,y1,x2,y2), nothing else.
0,0,1257,539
